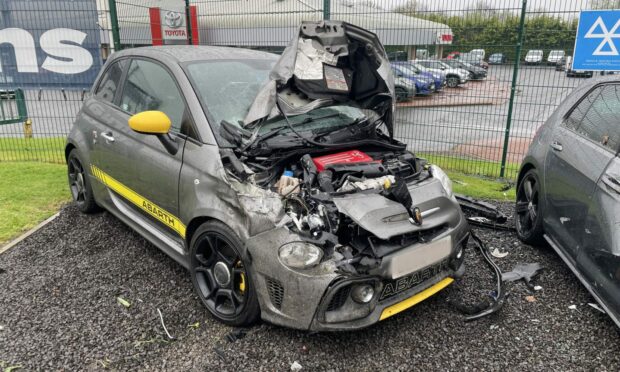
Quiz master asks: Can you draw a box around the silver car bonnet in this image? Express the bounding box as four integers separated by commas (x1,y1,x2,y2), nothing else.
244,20,395,132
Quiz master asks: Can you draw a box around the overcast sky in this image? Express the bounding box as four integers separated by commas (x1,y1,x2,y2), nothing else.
375,0,595,14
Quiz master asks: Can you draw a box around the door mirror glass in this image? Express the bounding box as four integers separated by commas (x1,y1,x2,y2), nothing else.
128,111,171,135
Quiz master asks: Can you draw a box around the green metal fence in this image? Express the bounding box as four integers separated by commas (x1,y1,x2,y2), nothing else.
0,0,601,181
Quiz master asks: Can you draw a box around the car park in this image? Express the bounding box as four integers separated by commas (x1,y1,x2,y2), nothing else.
414,59,469,88
66,21,472,331
524,49,544,65
441,59,487,80
392,61,446,92
488,53,507,64
516,76,620,328
547,50,565,65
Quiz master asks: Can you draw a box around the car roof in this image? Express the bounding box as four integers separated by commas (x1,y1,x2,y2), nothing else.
111,45,279,64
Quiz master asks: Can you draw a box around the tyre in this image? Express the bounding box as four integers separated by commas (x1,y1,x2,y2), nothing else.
515,169,545,245
189,221,260,326
67,149,100,214
446,76,459,88
395,86,410,102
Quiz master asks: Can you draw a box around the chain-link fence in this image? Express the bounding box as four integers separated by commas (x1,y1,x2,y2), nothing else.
0,0,602,180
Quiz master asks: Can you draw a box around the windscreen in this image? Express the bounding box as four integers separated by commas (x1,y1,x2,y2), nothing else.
187,59,276,127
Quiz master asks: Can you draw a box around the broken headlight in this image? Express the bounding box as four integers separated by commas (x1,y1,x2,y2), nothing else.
430,165,453,198
279,242,323,269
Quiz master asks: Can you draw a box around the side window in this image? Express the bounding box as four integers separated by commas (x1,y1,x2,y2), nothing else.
95,59,127,104
119,59,185,132
578,84,620,152
564,87,601,131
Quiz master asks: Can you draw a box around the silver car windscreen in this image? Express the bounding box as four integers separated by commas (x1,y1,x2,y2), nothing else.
244,20,395,131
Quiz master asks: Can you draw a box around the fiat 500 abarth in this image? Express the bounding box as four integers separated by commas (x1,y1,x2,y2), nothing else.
66,21,470,331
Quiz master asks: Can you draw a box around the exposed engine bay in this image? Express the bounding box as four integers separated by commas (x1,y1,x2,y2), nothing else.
215,20,505,324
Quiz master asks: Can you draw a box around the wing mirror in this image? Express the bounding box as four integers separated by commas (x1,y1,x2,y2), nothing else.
128,111,179,155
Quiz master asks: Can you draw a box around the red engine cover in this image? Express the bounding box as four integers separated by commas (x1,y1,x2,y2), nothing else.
312,150,375,172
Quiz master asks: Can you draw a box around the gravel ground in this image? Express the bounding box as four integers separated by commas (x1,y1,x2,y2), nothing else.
1,202,619,371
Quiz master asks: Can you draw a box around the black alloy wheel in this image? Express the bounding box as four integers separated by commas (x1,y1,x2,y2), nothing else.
67,149,99,213
515,169,544,245
190,221,260,326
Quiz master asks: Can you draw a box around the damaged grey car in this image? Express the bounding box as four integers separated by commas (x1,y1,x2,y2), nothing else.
65,21,473,331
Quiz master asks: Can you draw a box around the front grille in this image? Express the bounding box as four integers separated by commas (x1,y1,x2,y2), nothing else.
266,278,284,309
326,286,350,312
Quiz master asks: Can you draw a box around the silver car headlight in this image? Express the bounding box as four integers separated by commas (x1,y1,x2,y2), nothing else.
430,165,453,197
279,242,323,269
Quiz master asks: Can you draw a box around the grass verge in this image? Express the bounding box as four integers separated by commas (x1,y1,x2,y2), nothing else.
0,162,70,246
448,171,516,201
0,137,65,163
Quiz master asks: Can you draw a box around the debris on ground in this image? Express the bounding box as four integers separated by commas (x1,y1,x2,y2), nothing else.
502,263,543,290
157,308,175,340
0,268,6,275
450,231,506,321
456,194,508,223
534,285,543,291
116,297,131,308
188,322,200,329
569,305,577,310
226,328,247,343
291,361,303,371
213,344,227,362
491,247,509,258
525,295,536,303
588,303,606,314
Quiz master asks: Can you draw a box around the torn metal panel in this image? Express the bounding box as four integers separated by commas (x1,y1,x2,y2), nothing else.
244,20,395,135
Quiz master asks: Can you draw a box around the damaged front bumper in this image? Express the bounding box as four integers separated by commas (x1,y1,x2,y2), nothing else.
246,211,470,331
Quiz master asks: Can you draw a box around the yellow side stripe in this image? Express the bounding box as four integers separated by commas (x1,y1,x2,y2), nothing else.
379,277,454,321
90,164,186,238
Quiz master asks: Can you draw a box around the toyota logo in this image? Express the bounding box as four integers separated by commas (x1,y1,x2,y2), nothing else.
164,11,183,29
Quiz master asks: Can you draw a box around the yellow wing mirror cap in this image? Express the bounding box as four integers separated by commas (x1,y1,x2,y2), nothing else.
128,111,171,135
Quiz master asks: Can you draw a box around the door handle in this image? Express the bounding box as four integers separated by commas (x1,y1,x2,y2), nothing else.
550,141,563,151
602,173,620,194
101,131,115,143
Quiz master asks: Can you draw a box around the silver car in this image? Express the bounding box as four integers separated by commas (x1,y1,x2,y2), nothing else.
66,21,469,331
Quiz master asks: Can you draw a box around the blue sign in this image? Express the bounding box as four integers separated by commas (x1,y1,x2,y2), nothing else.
0,0,102,89
573,10,620,71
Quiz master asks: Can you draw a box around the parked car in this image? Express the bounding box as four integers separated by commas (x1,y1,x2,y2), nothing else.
459,52,489,69
414,59,469,87
442,59,487,80
470,48,485,60
555,56,567,71
65,21,471,331
524,49,544,65
547,50,565,65
516,76,620,328
488,53,507,64
391,64,435,97
564,56,593,77
392,61,446,92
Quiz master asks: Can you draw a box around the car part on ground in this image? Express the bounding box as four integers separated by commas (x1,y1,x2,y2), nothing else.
502,262,543,290
449,230,506,321
456,194,507,223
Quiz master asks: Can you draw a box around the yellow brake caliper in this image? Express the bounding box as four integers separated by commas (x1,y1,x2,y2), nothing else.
236,261,246,294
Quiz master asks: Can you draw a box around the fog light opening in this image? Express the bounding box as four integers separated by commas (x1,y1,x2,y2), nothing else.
351,284,375,304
